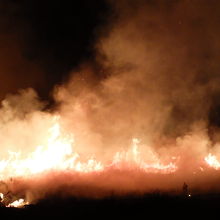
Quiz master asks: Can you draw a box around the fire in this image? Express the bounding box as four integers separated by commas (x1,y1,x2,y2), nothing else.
6,198,28,208
0,116,178,179
0,116,104,178
0,187,28,208
0,193,3,200
111,138,177,173
204,154,220,170
0,115,181,207
0,114,219,208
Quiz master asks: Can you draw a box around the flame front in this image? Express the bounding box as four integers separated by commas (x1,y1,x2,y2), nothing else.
6,199,29,208
0,117,104,178
111,138,177,173
0,115,219,208
204,154,220,170
0,117,177,178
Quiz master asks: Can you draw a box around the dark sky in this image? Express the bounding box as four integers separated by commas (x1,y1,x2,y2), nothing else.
0,0,110,100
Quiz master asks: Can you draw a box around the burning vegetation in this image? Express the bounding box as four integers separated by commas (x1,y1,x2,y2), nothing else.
1,0,220,208
0,89,220,207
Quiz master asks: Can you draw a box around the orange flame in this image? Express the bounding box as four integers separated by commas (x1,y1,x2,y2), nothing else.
0,116,178,180
0,116,105,178
204,154,220,170
0,115,219,207
6,198,28,208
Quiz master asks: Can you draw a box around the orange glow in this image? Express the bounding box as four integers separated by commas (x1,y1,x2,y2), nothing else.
204,154,220,170
111,138,177,173
0,114,220,207
0,117,177,178
0,193,3,200
7,199,28,208
0,116,104,178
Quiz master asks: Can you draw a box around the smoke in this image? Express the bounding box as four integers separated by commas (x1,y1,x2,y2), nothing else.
55,0,220,153
96,0,219,136
2,0,220,203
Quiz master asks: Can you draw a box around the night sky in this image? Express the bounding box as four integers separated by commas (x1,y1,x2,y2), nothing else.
0,0,111,100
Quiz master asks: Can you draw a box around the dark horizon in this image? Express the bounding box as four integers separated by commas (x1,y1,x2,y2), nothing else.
0,0,111,101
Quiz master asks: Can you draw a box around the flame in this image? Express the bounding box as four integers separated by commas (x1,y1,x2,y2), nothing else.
0,116,217,178
111,138,177,173
0,116,180,207
0,191,28,208
0,116,104,178
0,117,178,179
204,154,220,170
0,115,220,207
7,198,28,208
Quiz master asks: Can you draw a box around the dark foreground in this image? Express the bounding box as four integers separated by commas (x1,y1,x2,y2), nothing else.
1,193,220,219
